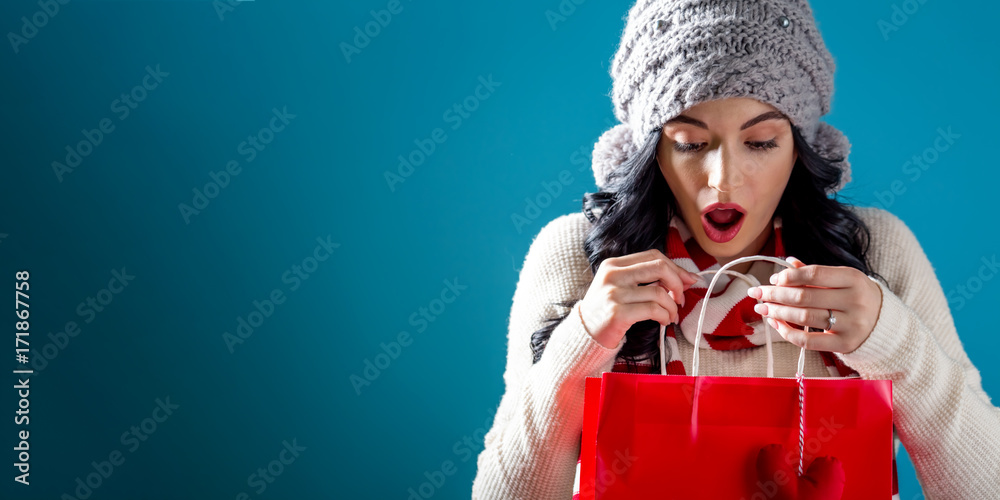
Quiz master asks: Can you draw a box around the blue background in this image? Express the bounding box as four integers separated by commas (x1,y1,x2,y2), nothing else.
0,0,996,498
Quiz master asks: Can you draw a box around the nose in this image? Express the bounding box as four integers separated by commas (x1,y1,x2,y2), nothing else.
706,144,744,193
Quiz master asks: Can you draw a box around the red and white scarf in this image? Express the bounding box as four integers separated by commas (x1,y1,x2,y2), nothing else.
571,215,900,499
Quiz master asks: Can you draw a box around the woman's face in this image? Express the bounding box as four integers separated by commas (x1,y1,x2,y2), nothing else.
655,97,798,269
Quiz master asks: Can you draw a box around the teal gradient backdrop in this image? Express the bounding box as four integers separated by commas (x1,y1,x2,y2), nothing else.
0,0,996,498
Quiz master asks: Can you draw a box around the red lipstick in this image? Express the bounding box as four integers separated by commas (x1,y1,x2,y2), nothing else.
700,202,746,243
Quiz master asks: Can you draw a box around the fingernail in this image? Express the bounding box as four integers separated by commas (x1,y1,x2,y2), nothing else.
769,273,778,285
746,287,761,299
753,303,768,315
767,317,778,329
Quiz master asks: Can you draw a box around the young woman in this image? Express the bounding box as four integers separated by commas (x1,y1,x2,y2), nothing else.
472,1,1000,499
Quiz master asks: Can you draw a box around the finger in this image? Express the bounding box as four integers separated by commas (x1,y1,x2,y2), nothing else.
630,283,680,324
752,285,851,311
785,256,807,268
603,248,675,270
621,260,689,307
619,300,677,328
757,302,837,333
611,248,700,283
766,317,845,352
772,264,855,288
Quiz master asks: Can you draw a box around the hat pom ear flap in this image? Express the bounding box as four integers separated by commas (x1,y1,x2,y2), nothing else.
592,123,637,190
811,122,853,195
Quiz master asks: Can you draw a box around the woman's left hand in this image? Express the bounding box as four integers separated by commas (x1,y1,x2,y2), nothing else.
746,256,884,353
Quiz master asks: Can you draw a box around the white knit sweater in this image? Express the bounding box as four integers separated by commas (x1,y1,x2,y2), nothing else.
471,205,1000,499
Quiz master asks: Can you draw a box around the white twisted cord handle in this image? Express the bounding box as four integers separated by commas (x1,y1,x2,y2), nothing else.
688,255,810,477
796,340,807,476
657,270,773,376
691,256,801,374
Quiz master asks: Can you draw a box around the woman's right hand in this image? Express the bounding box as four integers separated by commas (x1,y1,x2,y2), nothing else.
579,249,701,349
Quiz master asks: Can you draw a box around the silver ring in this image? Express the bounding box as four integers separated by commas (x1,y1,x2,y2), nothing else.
827,309,837,331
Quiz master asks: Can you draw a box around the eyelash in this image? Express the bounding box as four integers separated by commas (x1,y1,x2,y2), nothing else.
672,139,779,153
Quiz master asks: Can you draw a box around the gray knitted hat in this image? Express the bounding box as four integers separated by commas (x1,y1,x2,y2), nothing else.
592,0,852,195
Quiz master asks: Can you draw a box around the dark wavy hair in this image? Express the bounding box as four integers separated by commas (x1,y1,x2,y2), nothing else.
529,122,885,370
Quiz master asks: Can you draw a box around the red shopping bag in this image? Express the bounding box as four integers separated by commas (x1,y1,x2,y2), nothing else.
578,256,894,500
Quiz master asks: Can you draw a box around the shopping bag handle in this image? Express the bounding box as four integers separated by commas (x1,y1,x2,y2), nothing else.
683,256,810,478
657,255,808,378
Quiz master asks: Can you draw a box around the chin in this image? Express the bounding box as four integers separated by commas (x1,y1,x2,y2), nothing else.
706,240,744,258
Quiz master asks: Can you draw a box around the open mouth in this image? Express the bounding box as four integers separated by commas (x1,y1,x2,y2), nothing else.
701,207,745,243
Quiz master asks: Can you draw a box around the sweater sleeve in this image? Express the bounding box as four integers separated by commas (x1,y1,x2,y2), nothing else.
471,214,626,500
834,208,1000,498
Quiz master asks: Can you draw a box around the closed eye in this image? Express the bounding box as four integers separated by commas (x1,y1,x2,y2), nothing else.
673,140,779,154
746,139,778,152
672,142,705,153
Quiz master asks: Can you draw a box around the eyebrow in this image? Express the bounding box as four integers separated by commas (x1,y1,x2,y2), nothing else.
664,111,788,131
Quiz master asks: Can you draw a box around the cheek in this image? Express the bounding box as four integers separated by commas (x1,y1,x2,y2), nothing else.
751,156,795,204
769,152,795,184
659,158,702,200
